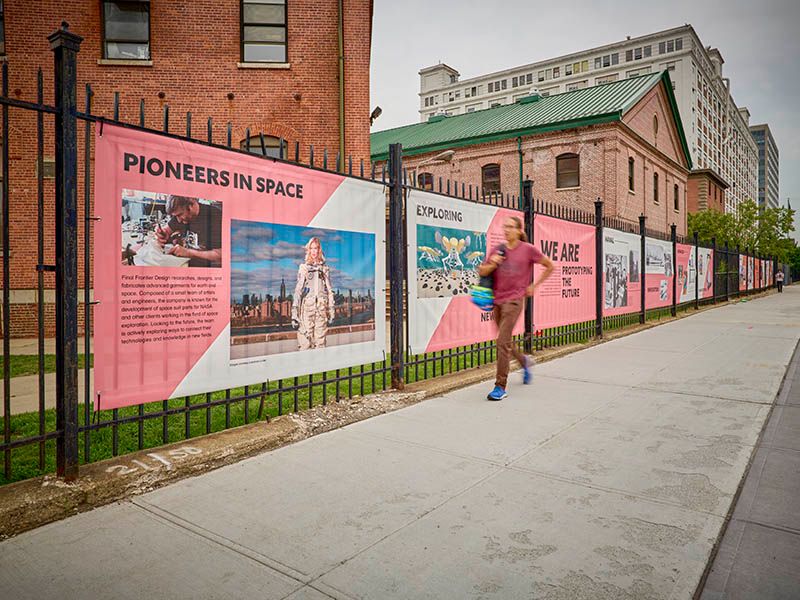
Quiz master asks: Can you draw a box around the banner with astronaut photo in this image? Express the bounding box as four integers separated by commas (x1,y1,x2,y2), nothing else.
602,228,642,316
407,190,524,354
94,124,386,410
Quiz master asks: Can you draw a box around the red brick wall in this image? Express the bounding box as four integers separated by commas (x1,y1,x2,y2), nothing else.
622,86,686,167
1,0,373,337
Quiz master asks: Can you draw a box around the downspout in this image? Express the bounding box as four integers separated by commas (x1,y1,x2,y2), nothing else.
338,0,345,172
517,136,523,204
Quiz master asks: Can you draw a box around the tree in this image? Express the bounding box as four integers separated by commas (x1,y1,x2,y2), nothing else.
688,199,796,262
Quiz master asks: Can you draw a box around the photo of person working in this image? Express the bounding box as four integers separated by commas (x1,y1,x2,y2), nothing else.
156,195,223,268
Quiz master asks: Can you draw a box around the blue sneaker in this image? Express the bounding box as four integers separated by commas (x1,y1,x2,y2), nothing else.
522,357,532,385
487,386,507,401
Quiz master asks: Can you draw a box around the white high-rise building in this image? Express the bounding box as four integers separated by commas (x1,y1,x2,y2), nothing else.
418,25,758,212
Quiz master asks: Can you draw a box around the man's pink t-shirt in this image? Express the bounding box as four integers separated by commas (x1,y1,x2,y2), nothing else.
487,242,544,304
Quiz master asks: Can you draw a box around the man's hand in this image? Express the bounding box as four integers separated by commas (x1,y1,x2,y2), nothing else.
168,245,192,258
525,283,537,297
155,224,172,245
490,253,505,267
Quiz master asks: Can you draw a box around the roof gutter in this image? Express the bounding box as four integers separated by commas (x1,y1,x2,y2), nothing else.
518,136,523,204
338,0,345,171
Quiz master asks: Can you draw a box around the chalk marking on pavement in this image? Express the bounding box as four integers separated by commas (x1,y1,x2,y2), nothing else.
104,446,203,477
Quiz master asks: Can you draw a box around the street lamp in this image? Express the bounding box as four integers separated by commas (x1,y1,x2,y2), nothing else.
412,150,455,190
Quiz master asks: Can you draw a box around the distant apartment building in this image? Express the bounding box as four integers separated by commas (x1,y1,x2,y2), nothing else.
418,25,758,214
749,124,780,210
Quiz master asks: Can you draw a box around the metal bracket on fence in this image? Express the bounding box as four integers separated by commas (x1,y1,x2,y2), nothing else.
36,264,57,272
98,116,104,136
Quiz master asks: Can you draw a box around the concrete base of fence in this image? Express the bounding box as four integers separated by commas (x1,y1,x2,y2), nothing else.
0,289,777,539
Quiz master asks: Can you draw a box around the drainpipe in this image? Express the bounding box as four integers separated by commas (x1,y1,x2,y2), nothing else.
517,137,523,204
338,0,345,171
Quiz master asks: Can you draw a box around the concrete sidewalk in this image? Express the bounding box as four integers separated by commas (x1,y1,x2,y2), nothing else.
1,288,799,599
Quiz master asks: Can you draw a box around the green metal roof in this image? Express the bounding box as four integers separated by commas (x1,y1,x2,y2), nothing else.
371,71,691,169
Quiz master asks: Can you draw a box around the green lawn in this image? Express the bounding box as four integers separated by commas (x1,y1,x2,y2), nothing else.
3,354,92,378
0,327,598,486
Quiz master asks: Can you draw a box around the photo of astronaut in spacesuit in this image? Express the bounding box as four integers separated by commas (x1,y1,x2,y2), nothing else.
291,238,336,350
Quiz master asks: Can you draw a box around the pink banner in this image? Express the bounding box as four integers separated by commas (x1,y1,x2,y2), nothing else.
739,255,747,292
698,247,714,299
603,229,641,316
406,190,524,354
533,215,596,330
676,243,698,303
645,237,674,309
94,124,386,409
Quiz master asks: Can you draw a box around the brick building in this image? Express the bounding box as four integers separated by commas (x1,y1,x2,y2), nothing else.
1,0,374,336
687,169,728,213
372,72,692,236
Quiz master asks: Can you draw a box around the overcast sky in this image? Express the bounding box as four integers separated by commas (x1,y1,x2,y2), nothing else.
370,0,800,238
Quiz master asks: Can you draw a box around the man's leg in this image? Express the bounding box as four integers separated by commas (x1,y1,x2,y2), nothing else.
494,300,523,389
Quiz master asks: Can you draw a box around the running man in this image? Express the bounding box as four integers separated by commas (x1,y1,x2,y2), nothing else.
478,216,553,401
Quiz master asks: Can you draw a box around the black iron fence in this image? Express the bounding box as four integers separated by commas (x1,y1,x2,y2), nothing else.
0,26,781,485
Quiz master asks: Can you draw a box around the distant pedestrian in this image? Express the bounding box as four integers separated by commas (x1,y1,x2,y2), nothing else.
776,270,784,293
478,217,553,401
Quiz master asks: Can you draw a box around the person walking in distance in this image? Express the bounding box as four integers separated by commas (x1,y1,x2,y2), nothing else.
776,269,784,293
478,216,554,401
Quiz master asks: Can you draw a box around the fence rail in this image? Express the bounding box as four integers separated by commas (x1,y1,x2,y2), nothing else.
0,26,782,485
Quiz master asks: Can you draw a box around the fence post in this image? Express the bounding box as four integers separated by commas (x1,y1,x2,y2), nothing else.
639,214,646,324
594,199,603,338
49,22,82,481
388,143,405,390
670,223,677,317
711,237,716,304
522,180,534,353
693,231,699,310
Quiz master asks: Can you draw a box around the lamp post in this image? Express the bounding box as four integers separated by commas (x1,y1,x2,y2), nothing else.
411,149,455,190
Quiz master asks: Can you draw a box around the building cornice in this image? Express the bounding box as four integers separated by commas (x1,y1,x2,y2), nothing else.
422,25,696,93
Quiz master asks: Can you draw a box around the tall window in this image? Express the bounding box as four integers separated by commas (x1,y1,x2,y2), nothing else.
653,172,659,203
556,153,580,188
482,164,501,195
102,1,151,60
241,0,287,63
240,134,282,158
674,184,679,211
418,172,434,191
628,157,635,191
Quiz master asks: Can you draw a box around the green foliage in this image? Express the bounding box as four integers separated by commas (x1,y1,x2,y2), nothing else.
688,199,796,262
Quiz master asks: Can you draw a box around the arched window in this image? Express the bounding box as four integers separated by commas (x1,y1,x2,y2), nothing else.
240,134,283,159
653,172,659,203
418,172,434,191
556,153,580,188
674,184,679,211
628,157,635,191
482,163,501,195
